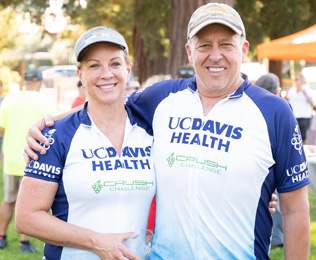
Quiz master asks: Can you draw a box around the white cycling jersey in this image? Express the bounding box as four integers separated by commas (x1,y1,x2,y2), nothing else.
25,104,155,260
127,74,309,260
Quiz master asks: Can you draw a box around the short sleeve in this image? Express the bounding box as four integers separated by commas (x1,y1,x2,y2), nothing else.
24,127,64,183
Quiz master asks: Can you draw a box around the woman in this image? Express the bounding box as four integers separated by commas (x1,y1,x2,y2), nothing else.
287,72,314,144
15,27,155,260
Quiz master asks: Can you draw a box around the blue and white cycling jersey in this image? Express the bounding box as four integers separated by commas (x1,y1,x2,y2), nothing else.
24,104,156,260
127,74,309,260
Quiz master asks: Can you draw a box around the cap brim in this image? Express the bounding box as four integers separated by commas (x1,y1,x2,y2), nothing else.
188,19,243,40
76,38,127,61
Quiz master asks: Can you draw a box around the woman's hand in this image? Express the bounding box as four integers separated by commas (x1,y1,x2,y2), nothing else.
92,232,142,260
16,177,142,260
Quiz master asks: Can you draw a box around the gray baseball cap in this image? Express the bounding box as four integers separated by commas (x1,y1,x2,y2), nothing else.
187,3,246,41
75,28,129,61
255,73,280,95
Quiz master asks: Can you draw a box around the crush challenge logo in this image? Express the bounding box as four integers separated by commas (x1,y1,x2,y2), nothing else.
92,179,154,193
166,153,227,175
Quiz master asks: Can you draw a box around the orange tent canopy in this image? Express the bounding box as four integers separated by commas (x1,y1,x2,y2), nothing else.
257,24,316,61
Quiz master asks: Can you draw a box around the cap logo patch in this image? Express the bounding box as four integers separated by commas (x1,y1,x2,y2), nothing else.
84,32,110,44
203,7,227,13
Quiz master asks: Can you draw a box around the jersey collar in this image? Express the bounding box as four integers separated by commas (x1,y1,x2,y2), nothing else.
79,101,138,127
80,102,91,126
187,73,251,99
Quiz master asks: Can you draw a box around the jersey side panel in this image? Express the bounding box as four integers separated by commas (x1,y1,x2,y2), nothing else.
245,84,309,258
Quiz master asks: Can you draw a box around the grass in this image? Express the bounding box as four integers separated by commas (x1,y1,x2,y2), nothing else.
269,188,316,260
0,166,315,259
0,164,44,259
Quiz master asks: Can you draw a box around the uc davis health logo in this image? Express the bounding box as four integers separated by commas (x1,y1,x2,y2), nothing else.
291,125,303,155
166,153,176,167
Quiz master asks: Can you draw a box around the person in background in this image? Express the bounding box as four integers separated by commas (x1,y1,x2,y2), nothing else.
141,74,171,89
23,3,305,259
176,65,195,79
255,73,281,96
125,77,140,96
0,69,58,253
15,26,155,260
0,80,4,106
287,72,314,144
0,80,4,158
71,80,86,108
255,73,283,250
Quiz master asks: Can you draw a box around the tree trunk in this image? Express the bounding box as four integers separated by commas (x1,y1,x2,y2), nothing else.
133,0,236,82
133,0,168,84
167,0,235,78
132,23,148,84
269,60,283,88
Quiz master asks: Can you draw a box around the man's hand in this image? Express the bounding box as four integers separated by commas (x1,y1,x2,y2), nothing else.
24,105,83,164
24,115,55,164
269,193,277,214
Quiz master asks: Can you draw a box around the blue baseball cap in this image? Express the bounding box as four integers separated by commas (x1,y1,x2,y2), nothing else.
75,28,129,61
23,69,43,82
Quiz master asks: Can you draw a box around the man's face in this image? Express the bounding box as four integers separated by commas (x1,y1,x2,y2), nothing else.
185,24,249,99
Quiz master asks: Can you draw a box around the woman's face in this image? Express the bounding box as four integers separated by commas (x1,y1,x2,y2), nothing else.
78,42,131,106
295,75,304,89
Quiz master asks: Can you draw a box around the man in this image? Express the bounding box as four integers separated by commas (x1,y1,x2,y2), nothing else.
128,4,309,259
0,69,58,253
24,3,310,259
255,73,281,96
255,73,284,250
176,64,195,79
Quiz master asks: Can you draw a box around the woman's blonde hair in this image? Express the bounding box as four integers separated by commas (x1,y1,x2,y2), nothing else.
295,72,306,84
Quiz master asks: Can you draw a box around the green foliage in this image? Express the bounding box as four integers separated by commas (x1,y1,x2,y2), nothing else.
0,8,23,91
0,66,21,95
0,162,44,259
258,0,312,39
0,8,20,55
2,1,316,66
134,0,170,58
1,0,49,24
234,1,264,57
63,0,135,55
310,188,316,222
63,0,170,59
235,0,316,57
